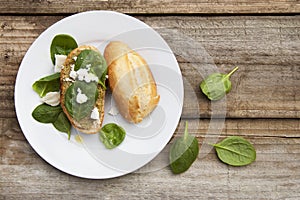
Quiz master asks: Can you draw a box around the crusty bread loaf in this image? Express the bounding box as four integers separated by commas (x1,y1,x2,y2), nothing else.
60,45,105,134
104,41,160,123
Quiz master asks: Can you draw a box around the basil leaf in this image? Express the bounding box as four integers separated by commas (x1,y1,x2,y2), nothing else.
65,81,98,121
200,67,238,101
53,111,71,139
32,104,62,123
75,49,107,86
32,73,60,97
213,136,256,166
169,122,199,174
50,34,78,64
99,123,126,149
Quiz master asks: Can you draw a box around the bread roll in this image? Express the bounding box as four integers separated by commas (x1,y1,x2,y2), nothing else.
104,41,160,123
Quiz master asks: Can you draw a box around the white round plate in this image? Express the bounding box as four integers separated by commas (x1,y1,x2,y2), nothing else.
15,11,183,179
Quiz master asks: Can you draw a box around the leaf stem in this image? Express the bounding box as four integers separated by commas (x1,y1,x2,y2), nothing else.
225,66,239,79
184,121,188,140
68,131,71,140
207,143,217,147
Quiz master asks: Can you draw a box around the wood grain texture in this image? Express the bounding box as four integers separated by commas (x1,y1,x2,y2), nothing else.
1,118,300,199
0,0,299,14
1,16,299,118
1,1,300,199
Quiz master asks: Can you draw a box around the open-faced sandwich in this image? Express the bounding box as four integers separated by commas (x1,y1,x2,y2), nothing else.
60,45,107,134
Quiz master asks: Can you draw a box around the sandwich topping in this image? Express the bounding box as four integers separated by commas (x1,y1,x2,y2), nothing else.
41,91,60,106
64,49,107,122
54,54,67,72
76,88,88,104
90,107,100,120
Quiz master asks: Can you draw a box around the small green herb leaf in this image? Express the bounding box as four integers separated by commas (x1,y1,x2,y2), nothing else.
169,122,199,174
32,73,60,97
50,34,78,64
75,49,107,87
200,67,238,101
53,112,71,139
32,104,62,123
99,123,126,149
213,136,256,166
65,81,98,121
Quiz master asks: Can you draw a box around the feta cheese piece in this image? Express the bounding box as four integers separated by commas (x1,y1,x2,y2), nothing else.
108,105,119,116
41,91,60,106
69,64,78,80
63,77,74,82
85,73,99,83
77,68,89,81
86,64,91,70
73,56,77,61
90,107,99,120
76,68,98,83
69,71,77,80
76,88,88,104
54,54,67,72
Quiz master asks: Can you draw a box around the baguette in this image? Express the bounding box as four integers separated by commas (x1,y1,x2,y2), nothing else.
60,45,106,134
104,41,160,123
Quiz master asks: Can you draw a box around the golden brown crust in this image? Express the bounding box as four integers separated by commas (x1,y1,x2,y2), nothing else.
104,41,160,123
60,45,105,134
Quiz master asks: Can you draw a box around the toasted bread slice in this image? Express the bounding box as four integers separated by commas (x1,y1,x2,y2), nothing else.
60,45,106,134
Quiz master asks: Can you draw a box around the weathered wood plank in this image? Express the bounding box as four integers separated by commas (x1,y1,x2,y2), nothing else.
1,118,300,199
1,118,299,165
0,0,299,14
1,16,299,118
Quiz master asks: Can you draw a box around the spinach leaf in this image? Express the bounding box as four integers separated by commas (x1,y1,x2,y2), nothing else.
200,67,238,101
32,104,62,123
213,136,256,166
32,73,60,97
50,34,78,64
32,104,72,139
169,122,199,174
99,123,126,149
65,81,98,121
75,49,107,86
53,111,71,139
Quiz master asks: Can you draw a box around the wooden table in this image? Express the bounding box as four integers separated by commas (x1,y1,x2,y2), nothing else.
1,1,300,199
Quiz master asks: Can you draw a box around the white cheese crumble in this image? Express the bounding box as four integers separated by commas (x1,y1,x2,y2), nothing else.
85,73,99,83
63,77,74,82
54,54,67,72
77,68,89,81
90,107,100,120
73,56,77,61
41,91,60,106
76,88,88,104
75,68,99,83
108,106,119,116
86,64,91,69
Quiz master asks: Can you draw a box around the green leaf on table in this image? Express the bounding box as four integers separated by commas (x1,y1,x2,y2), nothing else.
213,136,256,166
169,122,199,174
200,67,238,101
